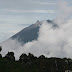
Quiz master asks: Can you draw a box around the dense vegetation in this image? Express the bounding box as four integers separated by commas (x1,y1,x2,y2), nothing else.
0,47,72,72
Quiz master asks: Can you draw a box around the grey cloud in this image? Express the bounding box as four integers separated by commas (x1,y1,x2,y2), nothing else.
0,0,56,10
2,9,55,13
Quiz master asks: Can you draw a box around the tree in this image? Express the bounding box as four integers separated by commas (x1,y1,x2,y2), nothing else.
0,46,2,58
4,52,15,61
0,46,2,52
19,53,28,63
28,53,35,61
39,55,45,59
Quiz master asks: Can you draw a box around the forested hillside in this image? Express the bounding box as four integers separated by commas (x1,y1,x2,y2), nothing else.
0,47,72,72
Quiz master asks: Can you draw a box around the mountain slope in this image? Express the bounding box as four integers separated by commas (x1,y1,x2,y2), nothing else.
11,20,57,44
11,24,39,44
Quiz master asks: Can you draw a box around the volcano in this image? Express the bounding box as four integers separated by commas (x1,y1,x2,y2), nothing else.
0,19,57,58
11,20,57,44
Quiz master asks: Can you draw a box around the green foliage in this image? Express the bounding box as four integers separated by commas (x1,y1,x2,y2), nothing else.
0,46,2,52
4,52,15,61
0,52,72,72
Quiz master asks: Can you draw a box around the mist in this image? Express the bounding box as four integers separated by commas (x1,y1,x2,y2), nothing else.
53,1,72,25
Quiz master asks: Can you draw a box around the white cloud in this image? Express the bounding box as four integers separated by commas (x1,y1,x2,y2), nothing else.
1,9,55,13
0,0,56,10
53,1,72,25
0,32,13,43
8,30,20,34
39,2,56,5
32,1,56,5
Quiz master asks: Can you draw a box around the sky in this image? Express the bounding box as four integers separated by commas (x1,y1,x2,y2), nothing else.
0,0,72,43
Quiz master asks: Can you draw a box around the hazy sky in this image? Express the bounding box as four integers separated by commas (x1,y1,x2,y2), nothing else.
0,0,72,43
